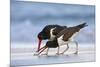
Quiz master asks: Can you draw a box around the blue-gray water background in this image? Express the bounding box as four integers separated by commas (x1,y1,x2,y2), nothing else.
11,0,95,44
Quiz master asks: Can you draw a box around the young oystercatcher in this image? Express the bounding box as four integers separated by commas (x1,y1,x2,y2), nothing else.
37,25,67,52
36,22,88,55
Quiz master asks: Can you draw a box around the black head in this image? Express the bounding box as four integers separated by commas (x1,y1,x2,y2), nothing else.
38,31,50,40
38,25,57,40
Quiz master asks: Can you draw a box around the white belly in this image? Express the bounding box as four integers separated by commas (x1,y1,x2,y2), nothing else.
57,32,79,46
57,35,69,46
69,32,79,41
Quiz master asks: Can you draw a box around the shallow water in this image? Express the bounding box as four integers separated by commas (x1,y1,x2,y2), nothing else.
10,52,95,66
10,44,95,66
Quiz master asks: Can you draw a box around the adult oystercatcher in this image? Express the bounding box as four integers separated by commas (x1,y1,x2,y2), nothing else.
36,22,88,55
37,25,67,52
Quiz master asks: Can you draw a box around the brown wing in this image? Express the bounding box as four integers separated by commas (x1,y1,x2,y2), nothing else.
62,30,74,41
53,26,67,35
56,29,69,38
62,28,80,41
55,26,80,41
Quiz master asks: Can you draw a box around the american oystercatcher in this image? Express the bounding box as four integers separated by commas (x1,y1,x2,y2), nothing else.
37,25,67,52
36,22,88,55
